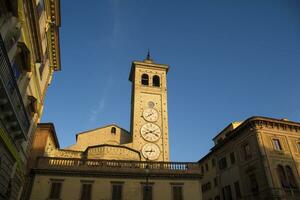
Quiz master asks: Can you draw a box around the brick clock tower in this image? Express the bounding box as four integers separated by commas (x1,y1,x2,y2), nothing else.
129,55,170,161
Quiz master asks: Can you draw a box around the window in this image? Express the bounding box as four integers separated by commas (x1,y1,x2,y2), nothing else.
12,59,22,79
222,185,233,200
218,157,227,170
230,152,235,164
205,163,209,171
249,174,259,195
172,185,183,200
277,165,288,188
242,144,251,159
39,61,45,77
234,181,241,199
212,158,215,167
141,74,149,85
152,75,160,87
12,43,30,80
111,127,116,134
49,181,62,199
285,166,298,189
272,139,282,151
112,183,123,200
214,195,220,200
201,182,211,193
277,165,298,189
80,183,92,200
214,178,218,187
201,166,204,173
142,185,153,200
297,142,300,152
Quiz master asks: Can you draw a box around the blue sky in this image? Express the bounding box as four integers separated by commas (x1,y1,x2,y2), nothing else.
42,0,300,161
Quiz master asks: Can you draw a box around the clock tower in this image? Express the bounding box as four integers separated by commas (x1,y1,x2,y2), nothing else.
129,55,170,161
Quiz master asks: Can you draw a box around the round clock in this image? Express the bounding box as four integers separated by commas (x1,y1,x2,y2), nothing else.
140,123,161,142
142,143,160,160
143,108,158,122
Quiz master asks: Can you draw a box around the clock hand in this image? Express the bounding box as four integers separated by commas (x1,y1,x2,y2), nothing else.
153,133,159,137
147,113,153,117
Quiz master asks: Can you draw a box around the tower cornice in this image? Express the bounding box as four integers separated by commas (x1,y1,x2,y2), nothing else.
129,60,169,81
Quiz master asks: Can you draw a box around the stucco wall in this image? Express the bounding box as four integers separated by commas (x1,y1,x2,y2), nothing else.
30,175,202,200
66,125,131,152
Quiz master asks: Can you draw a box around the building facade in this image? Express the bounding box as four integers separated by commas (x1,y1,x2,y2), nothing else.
0,0,61,199
199,117,300,200
26,58,202,200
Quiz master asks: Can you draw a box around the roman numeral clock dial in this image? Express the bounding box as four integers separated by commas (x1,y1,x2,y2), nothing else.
140,123,161,142
143,108,158,122
142,143,160,160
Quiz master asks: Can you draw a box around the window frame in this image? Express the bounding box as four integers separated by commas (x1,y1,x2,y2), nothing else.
205,163,209,172
141,74,149,86
111,182,124,200
234,181,241,199
111,127,116,134
141,184,153,200
230,152,235,164
80,181,93,200
218,157,227,170
212,158,215,167
152,75,160,87
285,165,298,189
222,185,233,200
242,143,251,159
170,183,184,200
249,174,259,195
272,138,283,151
48,179,64,199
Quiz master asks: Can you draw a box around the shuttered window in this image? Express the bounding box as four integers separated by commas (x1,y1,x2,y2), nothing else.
234,181,241,198
172,186,183,200
222,185,233,200
230,152,235,164
80,183,92,200
143,185,153,200
49,182,62,199
112,184,123,200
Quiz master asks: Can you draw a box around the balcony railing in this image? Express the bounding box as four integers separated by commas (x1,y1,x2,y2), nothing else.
34,157,202,177
0,34,30,140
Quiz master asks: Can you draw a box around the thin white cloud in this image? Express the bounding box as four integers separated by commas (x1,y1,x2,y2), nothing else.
110,0,121,48
89,74,114,123
89,97,105,123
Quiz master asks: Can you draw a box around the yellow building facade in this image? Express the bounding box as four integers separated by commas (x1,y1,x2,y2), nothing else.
0,0,61,199
26,58,202,200
199,117,300,200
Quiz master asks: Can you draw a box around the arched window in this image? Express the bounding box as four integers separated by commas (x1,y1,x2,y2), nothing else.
111,127,116,134
141,74,149,85
277,165,288,188
286,166,298,189
153,75,160,87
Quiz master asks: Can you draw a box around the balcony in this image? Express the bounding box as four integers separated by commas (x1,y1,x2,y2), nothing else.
0,34,30,141
33,157,202,179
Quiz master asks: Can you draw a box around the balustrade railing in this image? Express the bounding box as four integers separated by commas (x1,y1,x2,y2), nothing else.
35,157,201,174
0,34,29,140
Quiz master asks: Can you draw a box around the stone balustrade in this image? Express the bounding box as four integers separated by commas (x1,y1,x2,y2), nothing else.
34,156,202,178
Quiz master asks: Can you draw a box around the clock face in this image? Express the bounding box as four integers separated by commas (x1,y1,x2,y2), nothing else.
143,108,158,122
140,123,161,142
142,143,160,160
